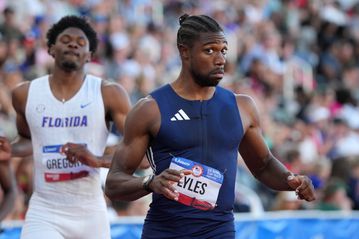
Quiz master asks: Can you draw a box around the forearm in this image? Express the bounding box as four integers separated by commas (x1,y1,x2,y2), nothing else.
0,189,16,221
11,137,32,158
253,156,293,191
0,166,16,221
105,172,150,201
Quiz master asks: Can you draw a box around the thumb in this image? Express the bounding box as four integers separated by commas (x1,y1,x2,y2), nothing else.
287,174,301,190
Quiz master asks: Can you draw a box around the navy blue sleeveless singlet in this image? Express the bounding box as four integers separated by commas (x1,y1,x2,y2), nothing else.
142,84,244,239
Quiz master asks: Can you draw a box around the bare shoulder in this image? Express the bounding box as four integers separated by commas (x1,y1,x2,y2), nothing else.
101,80,129,101
12,81,31,113
234,93,260,129
235,94,257,112
130,96,159,120
12,81,31,98
101,79,131,112
126,96,160,136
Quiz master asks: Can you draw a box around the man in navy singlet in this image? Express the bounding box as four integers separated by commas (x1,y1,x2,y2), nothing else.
105,14,316,239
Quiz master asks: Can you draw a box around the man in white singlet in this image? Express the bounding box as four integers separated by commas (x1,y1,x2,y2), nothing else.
2,15,131,239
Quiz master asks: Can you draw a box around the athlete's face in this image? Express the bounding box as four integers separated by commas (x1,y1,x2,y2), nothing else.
188,32,227,87
50,27,91,72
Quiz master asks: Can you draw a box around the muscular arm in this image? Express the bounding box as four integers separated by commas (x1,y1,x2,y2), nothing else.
105,97,158,201
102,80,131,134
237,95,293,191
238,95,315,201
98,81,131,168
11,82,33,157
0,160,16,221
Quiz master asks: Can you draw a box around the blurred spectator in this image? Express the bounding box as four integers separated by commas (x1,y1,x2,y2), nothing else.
271,191,304,211
328,117,359,158
0,7,23,41
316,178,352,211
281,36,314,101
347,157,359,210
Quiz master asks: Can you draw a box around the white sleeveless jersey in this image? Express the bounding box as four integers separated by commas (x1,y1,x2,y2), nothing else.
25,74,109,205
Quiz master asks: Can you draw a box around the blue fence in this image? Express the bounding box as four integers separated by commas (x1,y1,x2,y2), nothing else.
1,212,359,239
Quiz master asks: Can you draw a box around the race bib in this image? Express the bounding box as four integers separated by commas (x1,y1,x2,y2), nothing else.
169,157,224,211
42,144,88,182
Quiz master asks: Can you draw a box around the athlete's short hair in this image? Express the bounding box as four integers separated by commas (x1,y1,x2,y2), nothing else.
177,14,223,48
46,15,98,54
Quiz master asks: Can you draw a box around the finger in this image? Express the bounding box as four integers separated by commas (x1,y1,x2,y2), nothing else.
301,186,316,200
298,193,315,202
296,181,309,192
67,143,86,150
66,155,77,163
164,174,184,182
181,170,193,175
287,175,301,190
162,187,179,201
297,187,316,201
165,169,185,176
60,145,68,154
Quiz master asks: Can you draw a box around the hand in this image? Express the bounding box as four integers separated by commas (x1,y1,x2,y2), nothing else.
61,142,100,168
149,169,192,201
0,137,11,161
287,174,316,201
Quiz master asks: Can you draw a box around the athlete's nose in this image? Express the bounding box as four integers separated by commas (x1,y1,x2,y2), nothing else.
214,52,225,66
67,40,79,49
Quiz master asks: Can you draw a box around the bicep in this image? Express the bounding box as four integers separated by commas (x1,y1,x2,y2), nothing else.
12,85,31,139
103,82,131,134
111,132,150,175
16,111,31,139
237,94,271,174
109,98,158,175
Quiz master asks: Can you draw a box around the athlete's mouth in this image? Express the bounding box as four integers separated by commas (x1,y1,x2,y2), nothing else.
211,69,224,78
64,51,80,57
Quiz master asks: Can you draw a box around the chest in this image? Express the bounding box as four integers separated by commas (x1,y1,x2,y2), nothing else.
157,98,243,151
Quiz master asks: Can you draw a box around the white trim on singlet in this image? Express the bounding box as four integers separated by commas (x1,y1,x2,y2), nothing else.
145,147,156,173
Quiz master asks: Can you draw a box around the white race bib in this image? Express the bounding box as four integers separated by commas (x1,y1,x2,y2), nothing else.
42,144,88,182
169,157,223,211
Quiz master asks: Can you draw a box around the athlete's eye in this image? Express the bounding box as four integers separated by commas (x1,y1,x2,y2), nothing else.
205,49,214,54
77,38,86,47
221,48,228,56
60,35,71,44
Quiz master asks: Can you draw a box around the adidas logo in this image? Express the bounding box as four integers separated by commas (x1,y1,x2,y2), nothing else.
171,109,190,121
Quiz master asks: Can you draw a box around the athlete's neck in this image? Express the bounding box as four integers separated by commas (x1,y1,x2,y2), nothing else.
51,67,86,86
172,77,215,101
49,71,86,103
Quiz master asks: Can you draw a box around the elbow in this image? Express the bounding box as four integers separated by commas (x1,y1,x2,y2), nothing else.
104,177,128,201
104,178,118,201
251,155,273,180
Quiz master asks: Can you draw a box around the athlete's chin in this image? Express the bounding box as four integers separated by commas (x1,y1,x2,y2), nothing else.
61,61,79,72
209,77,222,86
194,76,221,87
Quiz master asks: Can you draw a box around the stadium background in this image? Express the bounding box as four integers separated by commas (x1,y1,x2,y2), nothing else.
1,0,359,238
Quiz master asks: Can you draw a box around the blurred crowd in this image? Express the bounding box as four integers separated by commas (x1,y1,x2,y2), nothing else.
1,0,359,222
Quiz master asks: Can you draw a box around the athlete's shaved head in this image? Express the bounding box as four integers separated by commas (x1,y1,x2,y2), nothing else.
177,14,223,48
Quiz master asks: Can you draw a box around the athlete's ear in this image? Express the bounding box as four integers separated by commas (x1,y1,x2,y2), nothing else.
49,46,55,58
86,52,92,63
178,44,190,60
